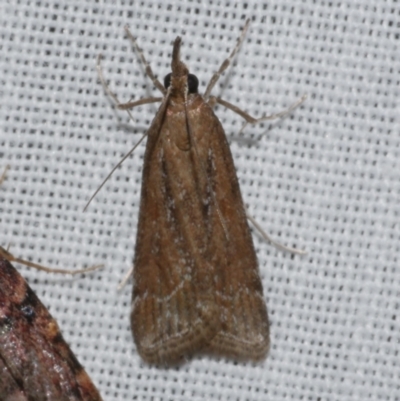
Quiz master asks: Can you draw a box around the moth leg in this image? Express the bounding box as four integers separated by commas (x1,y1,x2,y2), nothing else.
209,93,307,254
88,55,163,210
208,93,307,135
203,19,251,100
96,54,161,114
0,165,9,185
117,265,134,290
246,213,306,255
117,97,163,110
0,246,103,275
124,26,166,95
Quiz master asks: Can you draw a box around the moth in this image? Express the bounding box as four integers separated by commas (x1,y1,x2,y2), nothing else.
0,254,103,400
94,20,305,365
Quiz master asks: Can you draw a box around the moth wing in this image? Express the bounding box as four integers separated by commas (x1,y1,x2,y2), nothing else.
131,96,221,365
197,102,270,360
131,95,268,364
0,257,103,401
0,357,27,401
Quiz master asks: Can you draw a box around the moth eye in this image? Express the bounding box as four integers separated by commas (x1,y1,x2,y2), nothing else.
21,304,35,321
164,72,199,93
164,73,172,89
188,74,199,93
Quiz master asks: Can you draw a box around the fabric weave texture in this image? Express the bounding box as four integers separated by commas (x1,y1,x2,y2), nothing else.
0,1,399,400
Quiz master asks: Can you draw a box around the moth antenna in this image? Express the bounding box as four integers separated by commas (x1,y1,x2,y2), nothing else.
83,133,147,212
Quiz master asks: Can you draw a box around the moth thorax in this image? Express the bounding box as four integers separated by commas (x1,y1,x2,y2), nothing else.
170,75,189,100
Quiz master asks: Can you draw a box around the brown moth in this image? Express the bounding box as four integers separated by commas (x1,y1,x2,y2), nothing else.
130,36,270,365
95,20,304,365
0,255,103,400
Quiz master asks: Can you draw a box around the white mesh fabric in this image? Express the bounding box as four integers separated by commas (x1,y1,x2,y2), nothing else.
1,1,399,400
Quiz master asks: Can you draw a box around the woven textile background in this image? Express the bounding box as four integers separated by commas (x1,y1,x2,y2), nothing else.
1,1,399,400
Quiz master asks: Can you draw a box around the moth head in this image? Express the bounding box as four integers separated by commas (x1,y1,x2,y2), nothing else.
165,37,199,97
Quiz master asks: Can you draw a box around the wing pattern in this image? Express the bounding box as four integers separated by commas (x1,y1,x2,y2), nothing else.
131,93,269,364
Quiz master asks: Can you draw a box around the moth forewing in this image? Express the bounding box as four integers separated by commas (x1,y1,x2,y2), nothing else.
0,256,103,400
